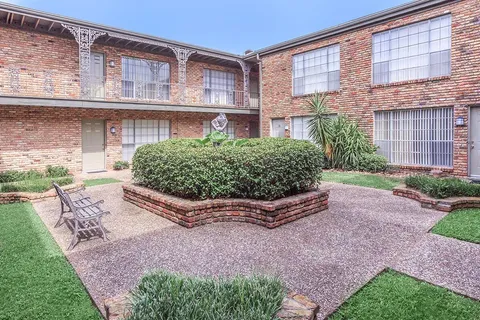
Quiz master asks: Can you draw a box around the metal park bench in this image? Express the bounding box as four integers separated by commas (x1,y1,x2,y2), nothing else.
53,182,110,250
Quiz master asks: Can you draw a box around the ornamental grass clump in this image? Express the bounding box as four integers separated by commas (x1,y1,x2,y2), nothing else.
405,175,480,199
132,138,323,200
125,271,285,320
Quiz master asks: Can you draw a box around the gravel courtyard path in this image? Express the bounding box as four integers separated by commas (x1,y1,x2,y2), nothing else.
34,182,480,318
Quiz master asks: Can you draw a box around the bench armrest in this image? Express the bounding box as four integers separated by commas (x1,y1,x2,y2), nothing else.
74,200,104,209
68,186,86,195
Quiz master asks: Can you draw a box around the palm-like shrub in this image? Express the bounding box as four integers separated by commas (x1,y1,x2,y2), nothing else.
306,92,387,171
306,93,333,158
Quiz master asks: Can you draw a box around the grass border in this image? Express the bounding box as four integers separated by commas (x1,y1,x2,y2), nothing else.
0,202,103,319
428,209,480,244
325,268,480,319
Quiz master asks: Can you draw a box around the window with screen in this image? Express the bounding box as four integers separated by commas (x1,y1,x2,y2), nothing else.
374,107,453,167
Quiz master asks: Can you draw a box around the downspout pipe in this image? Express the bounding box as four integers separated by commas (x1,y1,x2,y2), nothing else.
257,53,263,137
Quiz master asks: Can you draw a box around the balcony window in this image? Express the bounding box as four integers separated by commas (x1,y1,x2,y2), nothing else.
203,69,235,105
374,107,453,167
292,44,340,96
203,120,236,139
121,57,170,100
373,15,451,85
122,119,170,161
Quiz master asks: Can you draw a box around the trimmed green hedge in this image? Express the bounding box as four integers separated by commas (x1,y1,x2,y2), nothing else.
348,153,388,173
405,175,480,199
132,138,323,200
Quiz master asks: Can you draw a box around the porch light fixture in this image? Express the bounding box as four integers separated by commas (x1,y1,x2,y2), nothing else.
108,60,115,67
110,126,116,134
455,116,465,126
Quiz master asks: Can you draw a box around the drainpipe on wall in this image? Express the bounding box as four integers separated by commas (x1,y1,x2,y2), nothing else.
257,53,263,138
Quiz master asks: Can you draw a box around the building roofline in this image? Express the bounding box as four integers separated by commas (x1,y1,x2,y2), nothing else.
0,1,244,60
246,0,456,58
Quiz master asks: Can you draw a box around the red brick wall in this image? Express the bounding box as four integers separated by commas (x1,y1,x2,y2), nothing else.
0,26,247,102
260,0,480,176
0,105,258,172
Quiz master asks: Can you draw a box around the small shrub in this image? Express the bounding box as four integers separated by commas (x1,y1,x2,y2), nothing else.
355,153,389,173
126,271,285,320
0,170,26,183
45,165,69,178
405,175,480,199
133,138,323,200
113,161,129,170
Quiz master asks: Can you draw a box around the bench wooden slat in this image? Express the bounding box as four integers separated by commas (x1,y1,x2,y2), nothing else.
53,182,109,250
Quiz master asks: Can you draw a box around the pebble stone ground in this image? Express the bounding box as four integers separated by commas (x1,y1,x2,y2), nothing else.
33,173,480,319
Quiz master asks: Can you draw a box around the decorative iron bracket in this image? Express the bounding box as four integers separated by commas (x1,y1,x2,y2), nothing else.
169,46,196,103
236,59,252,107
62,24,105,99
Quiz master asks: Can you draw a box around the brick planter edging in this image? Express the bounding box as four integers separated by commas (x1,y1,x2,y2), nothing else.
123,184,329,228
104,290,319,320
393,185,480,212
0,183,85,204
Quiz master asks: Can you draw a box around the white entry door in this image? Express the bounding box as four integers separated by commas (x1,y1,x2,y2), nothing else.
470,107,480,177
271,119,285,137
82,119,105,172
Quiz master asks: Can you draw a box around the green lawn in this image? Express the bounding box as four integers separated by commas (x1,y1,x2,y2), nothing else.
330,270,480,320
431,209,480,244
0,176,73,193
0,203,102,320
322,171,403,191
83,178,121,187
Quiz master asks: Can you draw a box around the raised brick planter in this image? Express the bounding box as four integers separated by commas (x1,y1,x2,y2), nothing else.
123,184,329,228
104,290,319,320
393,185,480,212
0,183,84,204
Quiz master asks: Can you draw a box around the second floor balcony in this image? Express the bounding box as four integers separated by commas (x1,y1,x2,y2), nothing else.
0,66,260,110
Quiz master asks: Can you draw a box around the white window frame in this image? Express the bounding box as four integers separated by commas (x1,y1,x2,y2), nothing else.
203,120,236,139
122,119,170,161
291,116,313,141
121,57,170,100
292,44,340,96
372,14,451,85
374,107,454,167
203,69,236,105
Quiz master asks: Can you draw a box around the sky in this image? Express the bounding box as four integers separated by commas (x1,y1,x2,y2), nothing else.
4,0,411,54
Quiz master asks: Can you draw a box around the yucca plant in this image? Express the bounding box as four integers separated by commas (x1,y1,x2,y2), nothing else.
306,92,333,158
305,92,378,170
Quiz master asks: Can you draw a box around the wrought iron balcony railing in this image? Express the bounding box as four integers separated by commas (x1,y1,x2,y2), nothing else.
0,66,259,109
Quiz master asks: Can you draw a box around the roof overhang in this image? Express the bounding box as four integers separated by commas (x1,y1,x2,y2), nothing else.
245,0,457,59
0,1,248,69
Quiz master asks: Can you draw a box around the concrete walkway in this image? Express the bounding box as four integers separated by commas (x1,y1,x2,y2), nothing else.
33,181,480,319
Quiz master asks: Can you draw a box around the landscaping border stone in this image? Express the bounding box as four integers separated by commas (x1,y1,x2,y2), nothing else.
123,183,329,228
393,184,480,212
0,182,85,204
104,290,319,320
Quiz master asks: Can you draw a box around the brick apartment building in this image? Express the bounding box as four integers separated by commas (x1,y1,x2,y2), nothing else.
0,0,479,177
